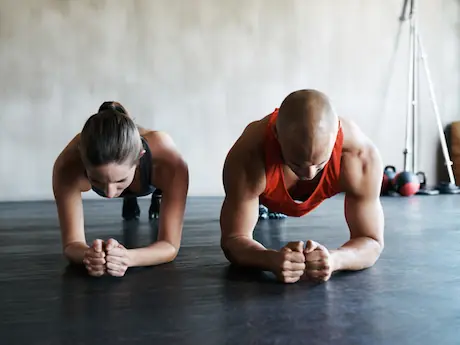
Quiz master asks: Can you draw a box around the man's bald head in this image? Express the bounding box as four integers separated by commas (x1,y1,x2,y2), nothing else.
275,89,338,180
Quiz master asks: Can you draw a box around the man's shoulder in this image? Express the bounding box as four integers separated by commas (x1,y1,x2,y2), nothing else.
339,118,383,198
225,117,267,163
223,118,268,197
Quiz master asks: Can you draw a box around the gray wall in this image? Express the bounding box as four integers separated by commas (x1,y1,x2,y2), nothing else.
1,0,459,201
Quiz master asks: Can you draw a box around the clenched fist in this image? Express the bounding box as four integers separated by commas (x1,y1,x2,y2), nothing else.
83,239,106,277
270,241,306,283
105,238,131,277
303,240,334,282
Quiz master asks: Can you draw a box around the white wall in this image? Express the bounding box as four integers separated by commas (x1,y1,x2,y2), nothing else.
0,0,459,201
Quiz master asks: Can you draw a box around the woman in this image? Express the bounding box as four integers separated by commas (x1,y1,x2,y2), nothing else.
52,102,189,277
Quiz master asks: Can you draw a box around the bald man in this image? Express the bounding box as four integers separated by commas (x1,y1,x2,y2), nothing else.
220,89,384,283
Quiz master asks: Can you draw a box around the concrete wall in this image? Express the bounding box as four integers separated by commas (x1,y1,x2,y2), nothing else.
0,0,459,201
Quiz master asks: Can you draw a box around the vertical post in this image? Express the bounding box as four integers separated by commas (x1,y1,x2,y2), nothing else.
411,0,418,173
399,0,409,20
403,0,415,172
417,34,456,185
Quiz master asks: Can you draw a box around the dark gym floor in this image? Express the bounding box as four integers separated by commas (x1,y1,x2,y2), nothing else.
1,194,459,345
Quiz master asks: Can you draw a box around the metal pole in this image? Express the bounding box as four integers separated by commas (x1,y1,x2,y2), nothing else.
417,34,456,185
411,0,418,173
399,0,409,20
403,0,415,172
415,39,422,173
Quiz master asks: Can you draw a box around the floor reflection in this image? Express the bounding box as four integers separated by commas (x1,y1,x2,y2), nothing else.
254,219,287,250
121,218,159,249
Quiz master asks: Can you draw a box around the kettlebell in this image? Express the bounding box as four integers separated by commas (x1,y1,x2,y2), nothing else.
381,165,397,195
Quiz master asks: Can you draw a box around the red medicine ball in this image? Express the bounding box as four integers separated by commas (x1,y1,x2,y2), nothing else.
392,171,420,196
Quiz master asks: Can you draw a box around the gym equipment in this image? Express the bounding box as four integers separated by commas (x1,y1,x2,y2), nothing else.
381,175,389,195
384,165,397,179
258,204,287,220
451,122,460,183
268,211,288,220
415,171,439,195
259,205,269,220
381,165,397,195
397,0,460,195
392,171,420,196
437,181,460,194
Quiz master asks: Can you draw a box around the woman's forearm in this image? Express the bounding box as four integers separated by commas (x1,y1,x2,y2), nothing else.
127,241,178,267
64,241,89,264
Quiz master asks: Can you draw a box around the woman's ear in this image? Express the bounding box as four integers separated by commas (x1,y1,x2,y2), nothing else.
139,149,146,159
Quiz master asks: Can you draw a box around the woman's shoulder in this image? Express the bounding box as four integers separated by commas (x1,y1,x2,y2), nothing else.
54,133,80,163
142,130,178,157
53,134,88,187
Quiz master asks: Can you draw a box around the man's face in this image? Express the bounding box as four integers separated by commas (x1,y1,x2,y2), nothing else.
278,131,334,181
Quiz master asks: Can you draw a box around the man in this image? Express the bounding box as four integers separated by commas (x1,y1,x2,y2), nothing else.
219,89,384,283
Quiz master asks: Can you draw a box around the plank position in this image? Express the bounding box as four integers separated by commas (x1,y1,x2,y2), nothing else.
53,102,189,277
220,89,384,283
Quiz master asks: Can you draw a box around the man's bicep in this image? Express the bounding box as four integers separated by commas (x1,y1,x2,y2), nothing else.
342,140,384,242
220,154,261,244
344,194,384,244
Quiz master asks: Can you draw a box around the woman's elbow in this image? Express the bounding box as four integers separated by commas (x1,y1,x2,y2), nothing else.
165,242,180,263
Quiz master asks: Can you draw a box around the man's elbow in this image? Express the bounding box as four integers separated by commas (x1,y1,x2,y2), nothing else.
368,237,384,266
220,239,238,264
373,234,384,253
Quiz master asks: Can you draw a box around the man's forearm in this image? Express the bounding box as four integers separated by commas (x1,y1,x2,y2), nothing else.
64,241,89,264
330,237,383,272
222,237,276,271
127,241,178,267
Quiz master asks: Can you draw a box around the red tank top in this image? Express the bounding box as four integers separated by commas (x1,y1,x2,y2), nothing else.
259,109,344,217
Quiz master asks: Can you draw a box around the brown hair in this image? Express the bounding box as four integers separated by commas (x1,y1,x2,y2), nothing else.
79,101,142,167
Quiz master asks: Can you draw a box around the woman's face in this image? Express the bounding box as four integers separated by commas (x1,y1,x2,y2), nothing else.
86,162,137,198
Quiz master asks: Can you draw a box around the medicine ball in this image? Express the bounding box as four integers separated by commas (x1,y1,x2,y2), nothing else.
381,166,397,195
392,171,420,196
